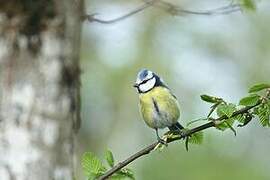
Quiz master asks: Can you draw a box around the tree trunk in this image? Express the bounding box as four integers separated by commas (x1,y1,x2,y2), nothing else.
0,0,83,179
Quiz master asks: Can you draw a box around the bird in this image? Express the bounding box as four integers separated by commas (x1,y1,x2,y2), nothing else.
133,69,184,144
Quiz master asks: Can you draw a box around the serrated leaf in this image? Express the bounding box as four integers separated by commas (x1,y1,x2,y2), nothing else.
255,104,270,127
217,103,236,118
234,114,253,127
239,94,260,106
200,94,222,103
258,113,269,127
216,118,235,131
233,114,245,123
81,152,106,178
248,83,270,93
81,152,94,177
105,149,115,167
188,131,203,145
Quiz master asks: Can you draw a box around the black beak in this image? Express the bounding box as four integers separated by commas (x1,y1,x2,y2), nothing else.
133,83,139,88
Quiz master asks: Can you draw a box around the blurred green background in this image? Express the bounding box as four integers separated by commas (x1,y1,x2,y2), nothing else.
77,0,270,179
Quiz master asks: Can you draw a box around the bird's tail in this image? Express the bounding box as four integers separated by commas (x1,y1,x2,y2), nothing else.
168,122,184,131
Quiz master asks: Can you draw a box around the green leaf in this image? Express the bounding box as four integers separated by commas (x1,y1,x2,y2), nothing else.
105,149,115,167
217,103,236,118
258,113,269,127
241,0,256,11
81,152,106,179
216,118,235,131
239,94,260,106
233,114,253,127
111,168,135,180
248,83,270,93
233,114,245,124
254,104,270,127
200,94,222,103
188,131,203,145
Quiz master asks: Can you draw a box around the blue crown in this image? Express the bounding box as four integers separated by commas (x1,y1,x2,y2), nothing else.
138,69,149,80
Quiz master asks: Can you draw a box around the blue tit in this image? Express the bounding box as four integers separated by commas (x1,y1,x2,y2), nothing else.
133,69,184,143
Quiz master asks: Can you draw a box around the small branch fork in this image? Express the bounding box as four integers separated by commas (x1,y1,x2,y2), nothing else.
98,102,261,180
83,0,242,24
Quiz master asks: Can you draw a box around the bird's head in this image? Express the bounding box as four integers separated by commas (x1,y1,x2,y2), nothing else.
133,69,164,93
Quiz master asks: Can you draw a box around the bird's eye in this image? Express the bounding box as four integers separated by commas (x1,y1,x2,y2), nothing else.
140,75,155,85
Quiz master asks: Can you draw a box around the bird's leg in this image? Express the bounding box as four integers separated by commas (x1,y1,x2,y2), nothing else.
169,124,186,138
174,125,186,137
155,128,167,146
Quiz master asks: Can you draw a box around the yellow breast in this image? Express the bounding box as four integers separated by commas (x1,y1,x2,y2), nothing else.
139,86,180,129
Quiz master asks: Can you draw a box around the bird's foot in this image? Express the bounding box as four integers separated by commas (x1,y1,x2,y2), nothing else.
169,129,187,139
157,136,168,146
179,130,187,138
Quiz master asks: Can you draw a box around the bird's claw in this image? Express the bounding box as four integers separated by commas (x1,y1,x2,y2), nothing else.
179,130,187,138
169,129,187,139
157,137,168,146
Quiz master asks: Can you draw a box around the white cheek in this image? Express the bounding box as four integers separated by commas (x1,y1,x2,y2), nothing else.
139,78,156,92
135,77,141,85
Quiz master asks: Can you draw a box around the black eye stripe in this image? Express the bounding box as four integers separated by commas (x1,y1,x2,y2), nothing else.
139,76,155,86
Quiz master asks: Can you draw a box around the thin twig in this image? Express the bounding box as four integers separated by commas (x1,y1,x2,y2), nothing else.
155,0,241,16
83,0,242,24
83,0,156,24
98,102,260,180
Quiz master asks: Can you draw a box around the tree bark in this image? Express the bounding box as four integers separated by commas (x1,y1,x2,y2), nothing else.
0,0,83,179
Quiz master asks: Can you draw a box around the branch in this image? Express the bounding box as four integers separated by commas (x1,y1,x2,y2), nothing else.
83,0,242,24
155,0,241,16
82,0,156,24
98,102,260,180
